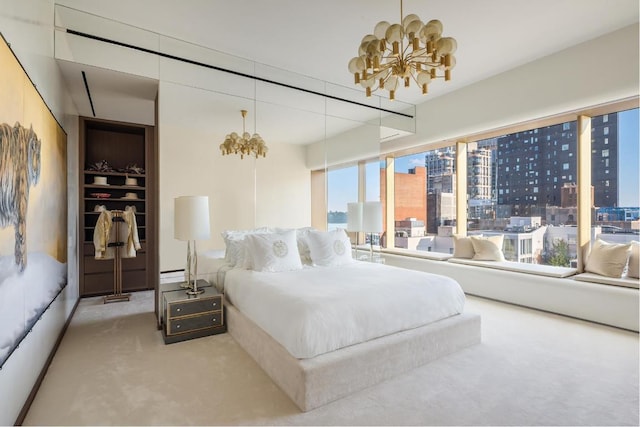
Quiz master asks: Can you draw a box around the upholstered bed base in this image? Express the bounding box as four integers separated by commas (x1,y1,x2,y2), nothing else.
226,302,481,412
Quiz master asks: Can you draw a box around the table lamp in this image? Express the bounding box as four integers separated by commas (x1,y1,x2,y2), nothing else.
363,201,383,261
174,196,211,295
347,202,364,259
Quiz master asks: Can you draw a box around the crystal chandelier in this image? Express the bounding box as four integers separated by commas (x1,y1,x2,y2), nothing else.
219,110,268,159
348,0,457,100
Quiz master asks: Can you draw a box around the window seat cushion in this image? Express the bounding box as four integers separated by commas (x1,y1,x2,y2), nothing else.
382,248,452,261
448,258,577,278
573,272,639,289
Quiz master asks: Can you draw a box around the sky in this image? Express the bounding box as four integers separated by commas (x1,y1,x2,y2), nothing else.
618,108,639,207
328,108,639,212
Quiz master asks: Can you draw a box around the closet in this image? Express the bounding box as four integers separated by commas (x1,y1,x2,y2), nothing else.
79,117,158,297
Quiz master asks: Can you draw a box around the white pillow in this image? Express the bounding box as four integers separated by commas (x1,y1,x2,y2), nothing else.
585,239,632,278
453,234,478,259
306,229,353,267
246,229,302,272
628,241,639,279
296,227,315,265
264,226,316,265
470,235,505,261
221,228,270,268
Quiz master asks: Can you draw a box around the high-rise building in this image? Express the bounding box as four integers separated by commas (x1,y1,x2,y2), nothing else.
467,142,494,219
427,192,456,233
495,114,617,216
425,148,455,193
591,113,619,207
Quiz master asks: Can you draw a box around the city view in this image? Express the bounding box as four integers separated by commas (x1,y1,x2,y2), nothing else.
328,108,639,267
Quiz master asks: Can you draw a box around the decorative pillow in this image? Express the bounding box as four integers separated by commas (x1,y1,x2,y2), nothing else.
585,239,632,278
470,235,505,261
266,226,316,265
296,227,315,265
246,229,302,272
452,234,478,259
628,241,639,279
306,229,354,267
221,228,270,268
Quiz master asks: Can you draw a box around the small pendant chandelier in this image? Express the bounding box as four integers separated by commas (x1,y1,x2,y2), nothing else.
348,0,457,100
219,110,268,159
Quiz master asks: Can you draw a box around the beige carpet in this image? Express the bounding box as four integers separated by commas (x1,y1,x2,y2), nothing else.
24,290,638,426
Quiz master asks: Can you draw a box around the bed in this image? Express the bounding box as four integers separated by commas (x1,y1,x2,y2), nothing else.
198,228,481,411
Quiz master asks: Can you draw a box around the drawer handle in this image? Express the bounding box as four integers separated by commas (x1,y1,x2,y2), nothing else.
212,302,217,307
176,308,181,312
176,324,181,329
213,317,217,322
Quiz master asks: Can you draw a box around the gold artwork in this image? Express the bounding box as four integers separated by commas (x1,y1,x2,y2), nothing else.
0,35,68,367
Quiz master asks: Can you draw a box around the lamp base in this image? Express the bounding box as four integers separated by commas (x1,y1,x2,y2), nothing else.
179,282,191,289
186,288,205,296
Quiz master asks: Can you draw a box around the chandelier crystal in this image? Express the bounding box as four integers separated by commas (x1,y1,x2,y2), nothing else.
219,110,268,159
348,0,457,100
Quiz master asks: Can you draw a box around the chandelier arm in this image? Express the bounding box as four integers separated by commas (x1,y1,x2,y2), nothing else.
405,48,428,61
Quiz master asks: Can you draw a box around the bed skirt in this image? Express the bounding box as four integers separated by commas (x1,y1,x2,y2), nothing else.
226,302,481,412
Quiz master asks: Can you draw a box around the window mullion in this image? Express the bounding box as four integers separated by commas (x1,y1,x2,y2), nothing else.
577,114,592,272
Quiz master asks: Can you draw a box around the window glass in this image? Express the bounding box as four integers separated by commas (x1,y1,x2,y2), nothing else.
592,108,639,246
471,121,577,265
365,161,381,202
325,161,381,245
366,160,382,248
327,165,357,231
390,147,456,253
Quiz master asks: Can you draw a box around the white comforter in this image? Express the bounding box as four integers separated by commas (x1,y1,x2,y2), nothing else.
224,261,465,359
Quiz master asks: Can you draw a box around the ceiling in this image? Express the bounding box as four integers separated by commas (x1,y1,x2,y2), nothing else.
54,0,639,145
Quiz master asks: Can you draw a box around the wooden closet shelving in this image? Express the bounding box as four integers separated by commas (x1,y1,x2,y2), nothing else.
79,117,157,297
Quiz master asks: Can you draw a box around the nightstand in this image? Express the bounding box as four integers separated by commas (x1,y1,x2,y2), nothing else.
162,286,226,344
158,279,212,327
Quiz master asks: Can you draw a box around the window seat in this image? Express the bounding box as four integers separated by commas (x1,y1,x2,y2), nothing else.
382,248,452,261
448,258,576,278
382,252,639,332
573,272,639,290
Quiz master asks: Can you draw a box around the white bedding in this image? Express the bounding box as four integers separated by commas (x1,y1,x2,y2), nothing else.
197,250,231,292
224,261,466,359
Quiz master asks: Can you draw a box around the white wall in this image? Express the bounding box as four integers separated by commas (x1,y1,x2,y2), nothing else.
53,9,314,272
306,122,381,170
0,0,79,424
158,81,311,271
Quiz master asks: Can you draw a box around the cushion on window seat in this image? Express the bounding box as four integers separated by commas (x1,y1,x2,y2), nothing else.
573,272,639,289
448,258,576,278
382,248,452,261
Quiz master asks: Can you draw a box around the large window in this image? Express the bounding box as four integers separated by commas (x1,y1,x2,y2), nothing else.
392,147,456,254
468,121,578,265
315,101,638,272
592,108,639,246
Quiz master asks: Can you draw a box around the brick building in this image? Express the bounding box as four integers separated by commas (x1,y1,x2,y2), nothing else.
380,166,427,230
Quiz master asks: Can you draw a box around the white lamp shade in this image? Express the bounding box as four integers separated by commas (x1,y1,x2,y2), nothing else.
347,202,364,232
174,196,211,241
363,201,383,232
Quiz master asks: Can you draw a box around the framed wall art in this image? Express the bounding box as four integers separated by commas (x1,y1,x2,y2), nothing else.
0,34,68,368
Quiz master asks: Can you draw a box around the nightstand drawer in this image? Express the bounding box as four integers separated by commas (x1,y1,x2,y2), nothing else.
168,295,222,318
167,312,223,335
162,286,226,344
